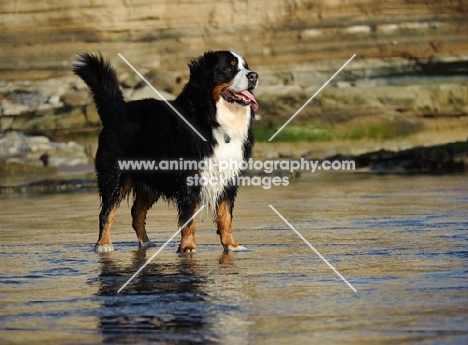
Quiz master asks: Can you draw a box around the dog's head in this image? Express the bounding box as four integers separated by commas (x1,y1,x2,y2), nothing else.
187,51,259,112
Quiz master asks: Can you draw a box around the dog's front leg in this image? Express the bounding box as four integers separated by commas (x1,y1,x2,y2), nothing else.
177,202,199,253
216,200,247,251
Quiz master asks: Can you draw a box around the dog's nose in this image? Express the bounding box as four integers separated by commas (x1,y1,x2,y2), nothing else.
247,71,258,83
247,71,258,90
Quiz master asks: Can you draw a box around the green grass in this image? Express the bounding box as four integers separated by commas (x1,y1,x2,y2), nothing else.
254,125,334,142
341,121,421,140
255,119,422,142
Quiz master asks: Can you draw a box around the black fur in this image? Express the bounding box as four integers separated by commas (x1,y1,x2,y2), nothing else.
72,51,255,251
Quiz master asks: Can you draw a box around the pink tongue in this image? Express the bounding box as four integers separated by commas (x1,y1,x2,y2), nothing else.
239,90,259,111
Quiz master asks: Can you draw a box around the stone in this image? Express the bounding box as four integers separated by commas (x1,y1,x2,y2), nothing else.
0,116,14,131
0,161,58,187
336,81,352,88
291,71,328,88
1,100,30,116
47,94,61,106
341,25,372,35
0,131,88,168
354,80,377,87
129,86,176,101
37,83,67,100
120,72,144,89
254,85,303,97
85,103,101,126
328,141,468,173
144,71,177,93
60,89,90,106
1,0,466,80
0,0,467,138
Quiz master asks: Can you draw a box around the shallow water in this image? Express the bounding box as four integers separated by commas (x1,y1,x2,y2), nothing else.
0,173,467,344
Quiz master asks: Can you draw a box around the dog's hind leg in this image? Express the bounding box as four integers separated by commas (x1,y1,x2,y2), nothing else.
97,205,118,253
216,200,247,251
96,175,131,253
177,202,199,253
131,190,158,249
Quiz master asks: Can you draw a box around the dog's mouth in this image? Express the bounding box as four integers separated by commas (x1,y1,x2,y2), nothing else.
221,89,259,111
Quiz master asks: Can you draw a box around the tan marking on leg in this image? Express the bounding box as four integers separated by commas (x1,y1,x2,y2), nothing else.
96,178,133,249
177,204,198,253
119,178,133,201
131,197,152,244
216,200,239,250
97,206,117,246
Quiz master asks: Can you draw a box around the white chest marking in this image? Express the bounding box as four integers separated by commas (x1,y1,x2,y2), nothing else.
200,98,251,214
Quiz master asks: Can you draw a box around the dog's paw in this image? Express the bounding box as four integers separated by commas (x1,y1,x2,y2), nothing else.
179,248,197,254
177,245,197,253
177,236,197,253
95,244,114,253
139,239,156,249
225,244,248,252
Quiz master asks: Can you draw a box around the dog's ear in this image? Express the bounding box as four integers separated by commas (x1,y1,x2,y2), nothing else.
188,51,218,91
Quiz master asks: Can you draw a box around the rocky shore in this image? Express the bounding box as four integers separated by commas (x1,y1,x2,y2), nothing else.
0,130,93,189
1,70,467,142
1,57,468,193
0,131,88,167
325,141,468,174
1,0,468,192
1,61,468,193
1,131,466,195
2,0,468,133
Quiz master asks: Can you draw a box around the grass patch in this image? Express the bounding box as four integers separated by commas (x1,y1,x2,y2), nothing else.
254,125,334,142
340,118,423,140
255,118,423,142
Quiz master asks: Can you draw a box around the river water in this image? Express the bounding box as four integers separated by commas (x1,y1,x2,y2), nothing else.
0,173,467,344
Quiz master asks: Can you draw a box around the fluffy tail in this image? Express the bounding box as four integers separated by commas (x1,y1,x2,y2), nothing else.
72,53,124,125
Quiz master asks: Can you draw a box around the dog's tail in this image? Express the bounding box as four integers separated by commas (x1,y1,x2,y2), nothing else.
72,53,124,125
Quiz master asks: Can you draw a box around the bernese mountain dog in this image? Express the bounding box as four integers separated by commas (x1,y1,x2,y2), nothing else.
73,51,258,253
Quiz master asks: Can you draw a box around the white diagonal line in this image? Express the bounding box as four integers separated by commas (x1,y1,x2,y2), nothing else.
269,205,357,292
268,54,356,141
118,53,207,142
117,205,206,293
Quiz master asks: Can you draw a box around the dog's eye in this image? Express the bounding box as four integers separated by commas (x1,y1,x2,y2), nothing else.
225,67,234,72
